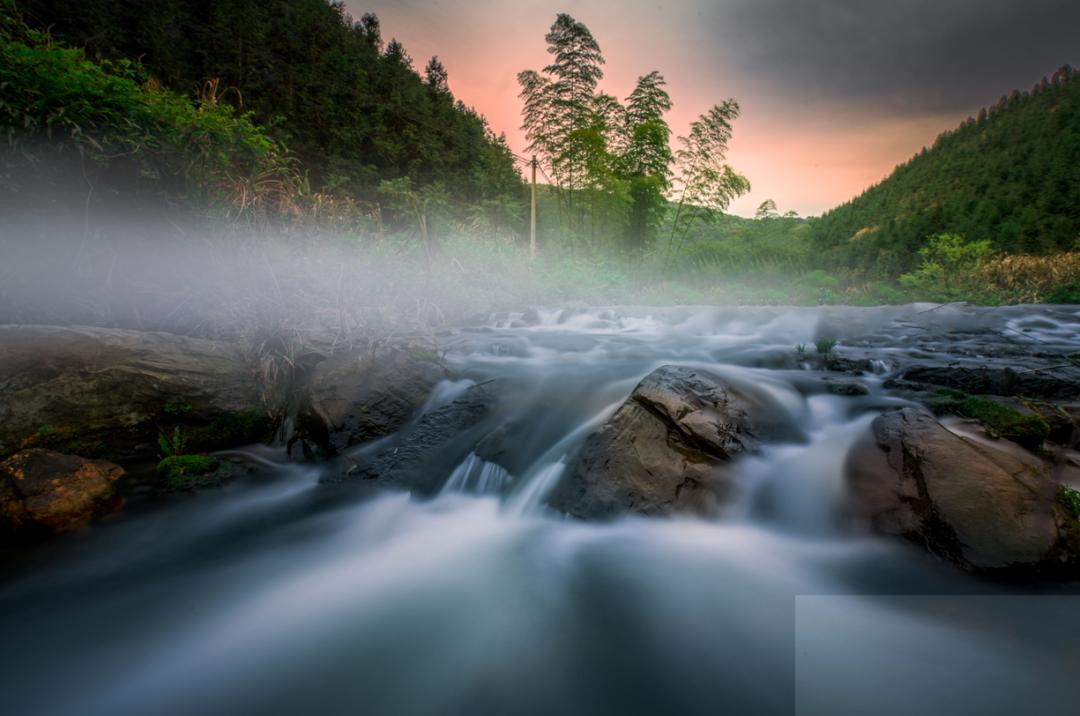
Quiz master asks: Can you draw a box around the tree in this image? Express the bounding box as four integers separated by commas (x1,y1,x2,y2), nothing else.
424,56,449,96
384,38,412,68
666,101,751,265
621,71,673,254
518,13,605,232
755,199,779,220
359,12,382,51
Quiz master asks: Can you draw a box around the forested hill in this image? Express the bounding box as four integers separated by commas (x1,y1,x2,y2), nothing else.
812,65,1080,276
15,0,523,209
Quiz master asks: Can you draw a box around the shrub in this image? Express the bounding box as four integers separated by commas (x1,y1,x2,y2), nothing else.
0,13,300,215
899,233,994,300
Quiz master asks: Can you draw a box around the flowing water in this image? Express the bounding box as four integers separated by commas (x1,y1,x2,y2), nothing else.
2,305,1080,716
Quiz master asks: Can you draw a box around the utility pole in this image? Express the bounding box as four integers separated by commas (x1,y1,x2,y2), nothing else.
530,155,538,259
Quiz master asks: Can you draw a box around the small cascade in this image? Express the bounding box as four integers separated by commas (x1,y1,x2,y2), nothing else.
441,452,514,496
504,457,566,515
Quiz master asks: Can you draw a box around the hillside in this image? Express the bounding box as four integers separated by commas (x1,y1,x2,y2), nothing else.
12,0,525,213
812,65,1080,276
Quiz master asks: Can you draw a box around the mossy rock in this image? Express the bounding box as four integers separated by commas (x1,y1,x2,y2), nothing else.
929,390,1050,450
959,397,1049,449
182,410,273,453
156,455,240,492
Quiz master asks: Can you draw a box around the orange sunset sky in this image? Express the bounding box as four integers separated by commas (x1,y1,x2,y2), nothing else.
345,1,1078,217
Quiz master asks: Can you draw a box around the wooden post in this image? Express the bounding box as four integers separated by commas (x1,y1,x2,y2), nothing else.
530,155,538,259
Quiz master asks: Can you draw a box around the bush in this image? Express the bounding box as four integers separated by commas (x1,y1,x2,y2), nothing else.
899,233,994,300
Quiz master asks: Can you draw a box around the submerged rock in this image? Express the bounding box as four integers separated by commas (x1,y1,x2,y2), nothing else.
295,345,447,457
846,408,1076,573
0,325,270,461
549,366,804,520
0,449,123,537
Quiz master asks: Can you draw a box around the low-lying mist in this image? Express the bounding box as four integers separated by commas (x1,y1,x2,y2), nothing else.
1,209,823,351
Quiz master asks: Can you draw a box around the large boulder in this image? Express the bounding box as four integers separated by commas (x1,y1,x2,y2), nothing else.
548,366,804,519
1,449,123,537
846,408,1075,573
294,345,447,456
0,325,270,461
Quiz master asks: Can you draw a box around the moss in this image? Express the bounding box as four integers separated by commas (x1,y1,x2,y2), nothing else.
410,349,440,363
929,391,1050,449
960,396,1049,449
184,410,271,452
163,402,194,417
156,455,225,491
1057,485,1080,523
27,425,112,459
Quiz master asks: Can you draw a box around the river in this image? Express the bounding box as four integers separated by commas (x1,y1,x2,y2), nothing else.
2,304,1079,715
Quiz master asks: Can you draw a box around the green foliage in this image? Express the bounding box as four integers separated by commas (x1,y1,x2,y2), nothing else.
931,391,1050,449
184,410,270,453
12,0,525,219
813,66,1080,276
163,402,193,417
814,338,837,356
156,454,224,492
1058,485,1080,522
157,426,187,457
0,10,298,212
898,233,994,300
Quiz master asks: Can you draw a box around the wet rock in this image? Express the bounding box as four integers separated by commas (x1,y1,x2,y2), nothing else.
549,366,804,520
0,325,270,461
322,384,493,494
825,380,870,397
893,365,1080,401
296,345,447,457
846,408,1074,573
156,454,248,492
0,449,123,537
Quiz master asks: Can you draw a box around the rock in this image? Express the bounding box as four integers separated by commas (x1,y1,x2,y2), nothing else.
0,325,269,461
894,365,1080,401
322,383,493,494
296,345,447,456
0,449,123,536
155,454,246,492
846,408,1071,572
824,380,870,397
548,366,804,520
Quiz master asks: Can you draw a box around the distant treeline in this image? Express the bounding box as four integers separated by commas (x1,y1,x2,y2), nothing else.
812,65,1080,276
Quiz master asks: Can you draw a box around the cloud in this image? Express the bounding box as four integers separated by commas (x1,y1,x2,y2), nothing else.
711,0,1080,113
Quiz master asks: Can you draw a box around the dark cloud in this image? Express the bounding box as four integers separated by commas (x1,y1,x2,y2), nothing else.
715,0,1080,113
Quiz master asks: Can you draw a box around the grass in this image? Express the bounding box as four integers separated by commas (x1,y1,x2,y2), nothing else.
815,338,837,356
156,454,226,491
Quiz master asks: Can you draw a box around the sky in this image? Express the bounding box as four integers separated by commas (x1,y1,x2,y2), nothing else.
346,0,1079,217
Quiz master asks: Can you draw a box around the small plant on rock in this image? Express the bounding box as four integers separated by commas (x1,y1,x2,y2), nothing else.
157,426,187,457
1057,485,1080,522
815,338,837,356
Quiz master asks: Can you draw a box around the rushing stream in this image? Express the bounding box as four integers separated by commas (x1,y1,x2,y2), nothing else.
2,305,1080,715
